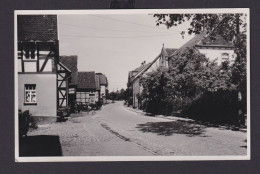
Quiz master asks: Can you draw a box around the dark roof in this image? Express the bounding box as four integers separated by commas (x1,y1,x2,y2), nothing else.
18,15,58,41
95,73,108,86
170,32,207,57
130,62,152,83
95,75,101,90
59,56,78,85
170,31,234,57
165,48,178,56
100,75,108,86
77,72,96,90
196,34,234,47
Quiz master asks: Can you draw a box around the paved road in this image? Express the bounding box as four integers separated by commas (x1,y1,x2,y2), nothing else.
26,101,247,156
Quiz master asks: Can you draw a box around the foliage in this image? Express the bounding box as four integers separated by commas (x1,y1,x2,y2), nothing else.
182,90,238,124
108,88,131,101
150,13,247,124
139,47,237,116
153,14,246,38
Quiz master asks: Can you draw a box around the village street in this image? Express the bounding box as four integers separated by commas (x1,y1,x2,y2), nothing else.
21,101,247,156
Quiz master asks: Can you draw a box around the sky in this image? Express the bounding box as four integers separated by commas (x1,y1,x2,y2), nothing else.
58,14,194,92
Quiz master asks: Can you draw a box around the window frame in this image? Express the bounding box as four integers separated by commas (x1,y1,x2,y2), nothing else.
221,53,229,61
24,84,37,105
23,49,37,61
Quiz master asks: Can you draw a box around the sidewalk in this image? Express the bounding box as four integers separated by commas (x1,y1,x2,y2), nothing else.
123,104,247,133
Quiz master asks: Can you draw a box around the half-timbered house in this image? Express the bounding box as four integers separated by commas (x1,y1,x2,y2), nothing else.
17,15,71,117
76,72,99,105
95,73,108,103
59,55,78,107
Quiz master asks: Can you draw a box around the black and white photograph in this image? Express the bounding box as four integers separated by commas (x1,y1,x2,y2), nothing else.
15,9,250,162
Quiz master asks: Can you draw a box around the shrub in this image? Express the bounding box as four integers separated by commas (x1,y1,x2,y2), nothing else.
182,90,238,124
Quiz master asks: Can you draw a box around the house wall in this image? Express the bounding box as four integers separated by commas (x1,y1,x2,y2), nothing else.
17,50,54,73
100,85,106,98
76,90,98,104
132,79,140,108
18,73,57,117
197,48,236,65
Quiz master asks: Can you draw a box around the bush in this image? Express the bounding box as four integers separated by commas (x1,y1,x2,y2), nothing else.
182,90,239,124
19,110,30,138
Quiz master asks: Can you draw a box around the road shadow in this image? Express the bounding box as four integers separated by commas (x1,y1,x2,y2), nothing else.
182,120,247,132
141,111,246,133
136,120,206,137
19,135,62,157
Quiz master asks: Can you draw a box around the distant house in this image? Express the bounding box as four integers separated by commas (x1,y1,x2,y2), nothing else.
95,73,108,102
59,55,78,106
59,56,109,108
76,72,99,105
127,45,177,108
168,31,236,65
17,15,71,117
127,62,150,108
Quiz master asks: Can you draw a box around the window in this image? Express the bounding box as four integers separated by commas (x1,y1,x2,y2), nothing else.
25,84,36,104
23,50,36,60
76,92,91,104
221,53,229,61
69,88,75,94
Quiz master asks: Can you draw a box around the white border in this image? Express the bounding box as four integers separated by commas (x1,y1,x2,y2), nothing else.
14,8,250,162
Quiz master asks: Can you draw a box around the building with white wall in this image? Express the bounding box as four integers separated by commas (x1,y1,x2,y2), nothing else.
168,32,236,66
17,15,71,118
127,46,177,108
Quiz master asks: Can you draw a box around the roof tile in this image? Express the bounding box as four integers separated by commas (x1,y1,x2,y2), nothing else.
59,56,78,85
77,72,96,90
18,15,58,41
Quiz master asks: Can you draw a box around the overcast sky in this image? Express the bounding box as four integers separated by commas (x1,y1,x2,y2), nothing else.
58,14,194,92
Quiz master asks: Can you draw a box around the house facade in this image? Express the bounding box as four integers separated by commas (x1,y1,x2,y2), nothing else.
17,15,71,117
127,62,149,108
168,32,236,66
58,56,109,108
59,55,78,107
76,72,99,105
127,46,177,108
195,34,236,64
95,73,108,102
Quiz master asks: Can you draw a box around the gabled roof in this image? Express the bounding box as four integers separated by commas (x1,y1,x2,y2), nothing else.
170,30,234,57
130,62,153,84
95,75,101,91
58,62,71,73
77,72,96,90
59,56,78,73
165,48,178,56
129,46,176,84
18,15,58,41
59,56,78,85
196,34,234,47
170,31,208,57
96,73,108,86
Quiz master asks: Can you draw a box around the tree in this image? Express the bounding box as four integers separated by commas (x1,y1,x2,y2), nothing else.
153,13,247,125
108,88,128,101
139,67,172,114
